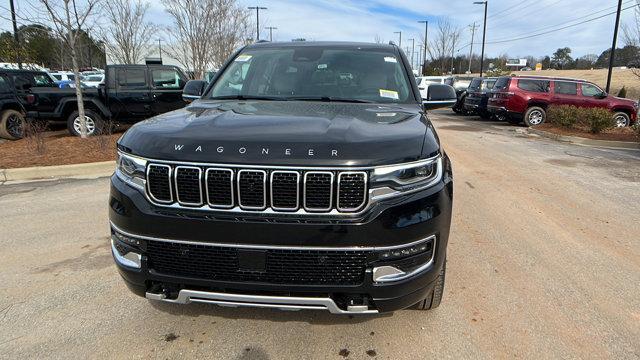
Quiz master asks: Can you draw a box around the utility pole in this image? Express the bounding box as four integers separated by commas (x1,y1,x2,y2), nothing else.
158,39,163,61
474,1,488,77
10,0,22,69
265,26,277,42
394,31,402,48
606,0,623,93
418,21,428,75
417,44,423,70
87,30,92,69
468,22,478,74
248,6,267,41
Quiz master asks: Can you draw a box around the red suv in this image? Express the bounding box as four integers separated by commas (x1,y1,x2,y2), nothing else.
487,76,638,127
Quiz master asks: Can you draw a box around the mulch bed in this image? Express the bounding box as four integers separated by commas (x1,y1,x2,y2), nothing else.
0,131,121,169
534,123,640,142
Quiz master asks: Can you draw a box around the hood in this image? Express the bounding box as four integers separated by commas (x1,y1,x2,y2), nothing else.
118,100,440,166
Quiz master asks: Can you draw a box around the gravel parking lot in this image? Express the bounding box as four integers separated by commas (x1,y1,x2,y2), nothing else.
1,111,639,359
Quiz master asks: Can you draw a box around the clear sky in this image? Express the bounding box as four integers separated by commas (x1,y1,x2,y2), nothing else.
4,0,639,59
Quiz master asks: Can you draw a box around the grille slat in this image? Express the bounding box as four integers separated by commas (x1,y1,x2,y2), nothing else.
304,172,333,211
238,170,267,210
147,164,172,203
175,166,202,205
338,172,367,211
271,171,300,210
146,241,369,285
205,168,234,208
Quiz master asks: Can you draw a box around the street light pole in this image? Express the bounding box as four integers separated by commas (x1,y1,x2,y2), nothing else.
418,20,428,75
9,0,22,69
393,31,402,48
158,39,163,61
417,44,423,70
265,26,277,42
606,0,623,93
248,6,267,41
474,1,488,77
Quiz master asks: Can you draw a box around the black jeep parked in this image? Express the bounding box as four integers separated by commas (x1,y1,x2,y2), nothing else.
0,69,57,139
110,41,455,314
463,77,497,119
27,64,188,136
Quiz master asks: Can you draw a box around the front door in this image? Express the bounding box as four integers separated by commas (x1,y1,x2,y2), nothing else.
114,67,152,119
579,83,608,110
149,66,187,115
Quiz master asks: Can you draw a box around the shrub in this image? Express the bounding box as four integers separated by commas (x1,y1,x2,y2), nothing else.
616,86,627,98
547,105,579,127
578,107,616,134
23,120,48,155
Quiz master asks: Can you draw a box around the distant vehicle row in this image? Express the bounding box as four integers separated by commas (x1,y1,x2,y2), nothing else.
440,75,638,127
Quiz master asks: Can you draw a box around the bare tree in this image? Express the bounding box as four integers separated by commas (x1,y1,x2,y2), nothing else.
33,0,100,138
162,0,251,79
101,0,156,64
374,34,383,44
622,1,640,46
426,19,461,75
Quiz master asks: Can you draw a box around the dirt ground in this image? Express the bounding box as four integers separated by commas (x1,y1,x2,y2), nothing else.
0,132,120,169
0,111,638,359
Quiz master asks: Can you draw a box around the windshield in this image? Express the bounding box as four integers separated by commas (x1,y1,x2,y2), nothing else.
207,46,414,103
86,75,103,82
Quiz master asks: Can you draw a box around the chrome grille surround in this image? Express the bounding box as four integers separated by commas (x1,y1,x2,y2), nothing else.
237,169,267,210
135,154,443,217
303,171,334,212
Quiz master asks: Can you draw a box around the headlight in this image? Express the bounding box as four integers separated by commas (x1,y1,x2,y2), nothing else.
370,156,442,196
116,152,147,190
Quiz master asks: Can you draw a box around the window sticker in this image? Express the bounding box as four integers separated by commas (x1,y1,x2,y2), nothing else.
235,54,253,62
379,89,399,99
384,56,397,63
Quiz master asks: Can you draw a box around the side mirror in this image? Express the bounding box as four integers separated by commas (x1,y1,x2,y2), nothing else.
595,92,608,99
182,80,206,103
422,84,457,110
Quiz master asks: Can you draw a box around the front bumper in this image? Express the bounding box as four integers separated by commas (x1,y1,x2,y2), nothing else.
109,162,453,313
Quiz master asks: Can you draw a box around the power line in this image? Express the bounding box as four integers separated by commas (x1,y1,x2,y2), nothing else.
486,0,528,20
489,0,634,41
486,0,565,29
485,3,637,44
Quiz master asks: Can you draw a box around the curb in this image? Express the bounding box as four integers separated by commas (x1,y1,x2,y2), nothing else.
525,128,640,150
0,160,115,183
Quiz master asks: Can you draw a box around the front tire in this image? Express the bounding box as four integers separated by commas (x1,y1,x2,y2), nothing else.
523,106,546,127
613,112,630,127
67,109,103,137
413,258,446,310
0,109,25,140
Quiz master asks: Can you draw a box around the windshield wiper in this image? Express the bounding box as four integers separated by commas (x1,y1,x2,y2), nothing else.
289,96,374,103
208,95,289,101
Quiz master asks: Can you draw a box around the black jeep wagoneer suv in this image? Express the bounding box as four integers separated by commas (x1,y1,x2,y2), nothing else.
109,41,455,314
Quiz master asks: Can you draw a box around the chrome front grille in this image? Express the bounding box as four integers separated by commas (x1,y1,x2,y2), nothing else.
145,163,368,214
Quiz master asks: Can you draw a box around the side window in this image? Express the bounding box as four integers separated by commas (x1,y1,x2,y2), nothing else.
67,74,75,81
517,79,549,93
554,81,577,95
32,74,55,87
118,68,147,88
581,83,602,97
493,77,510,90
0,76,10,92
12,75,31,91
152,68,183,89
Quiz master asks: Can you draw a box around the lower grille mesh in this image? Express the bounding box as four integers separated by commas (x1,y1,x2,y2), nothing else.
146,241,370,285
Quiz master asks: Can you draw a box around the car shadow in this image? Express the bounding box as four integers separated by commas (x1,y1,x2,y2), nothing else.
148,299,394,325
